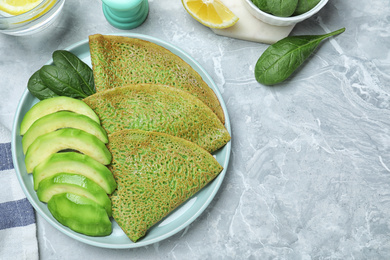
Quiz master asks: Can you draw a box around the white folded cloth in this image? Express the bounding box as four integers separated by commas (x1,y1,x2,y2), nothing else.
0,123,39,260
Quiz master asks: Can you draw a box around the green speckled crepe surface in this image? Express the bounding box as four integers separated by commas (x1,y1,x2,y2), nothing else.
88,34,225,124
107,129,223,242
83,84,231,154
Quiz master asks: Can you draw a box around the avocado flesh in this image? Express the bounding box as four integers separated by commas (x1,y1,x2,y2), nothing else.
33,152,116,194
22,111,108,154
20,96,100,135
25,128,112,173
37,173,112,216
48,193,112,237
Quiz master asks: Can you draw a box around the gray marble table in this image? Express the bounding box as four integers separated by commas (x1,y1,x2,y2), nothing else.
1,0,390,259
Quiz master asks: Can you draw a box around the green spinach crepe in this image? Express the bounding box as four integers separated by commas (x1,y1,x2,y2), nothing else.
83,84,230,154
107,129,223,242
88,34,225,124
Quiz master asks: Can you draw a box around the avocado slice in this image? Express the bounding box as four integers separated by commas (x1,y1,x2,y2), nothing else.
25,128,112,173
20,96,100,135
37,173,112,216
48,193,112,236
22,111,108,154
33,152,116,194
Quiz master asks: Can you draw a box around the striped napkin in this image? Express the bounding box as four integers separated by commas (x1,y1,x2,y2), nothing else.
0,123,38,260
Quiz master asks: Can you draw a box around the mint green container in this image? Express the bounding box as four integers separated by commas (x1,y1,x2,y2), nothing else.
101,0,149,29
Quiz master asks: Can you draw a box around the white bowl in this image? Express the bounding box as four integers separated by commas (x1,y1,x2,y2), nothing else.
243,0,329,26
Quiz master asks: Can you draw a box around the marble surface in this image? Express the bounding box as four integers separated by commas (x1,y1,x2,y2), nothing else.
1,0,390,259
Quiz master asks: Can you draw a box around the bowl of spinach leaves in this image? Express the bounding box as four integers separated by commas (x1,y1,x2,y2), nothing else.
243,0,329,26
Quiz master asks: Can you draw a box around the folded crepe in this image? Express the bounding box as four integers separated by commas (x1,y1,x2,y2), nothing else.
83,84,230,154
88,34,225,124
107,129,223,242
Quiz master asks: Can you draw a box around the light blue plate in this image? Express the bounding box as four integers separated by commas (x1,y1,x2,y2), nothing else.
11,33,231,249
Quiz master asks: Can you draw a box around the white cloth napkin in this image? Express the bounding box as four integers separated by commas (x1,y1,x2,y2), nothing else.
0,123,39,260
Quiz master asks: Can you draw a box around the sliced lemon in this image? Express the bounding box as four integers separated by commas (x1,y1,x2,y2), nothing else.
0,0,43,16
182,0,239,29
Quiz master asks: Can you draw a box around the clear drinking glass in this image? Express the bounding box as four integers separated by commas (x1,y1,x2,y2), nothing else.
0,0,65,36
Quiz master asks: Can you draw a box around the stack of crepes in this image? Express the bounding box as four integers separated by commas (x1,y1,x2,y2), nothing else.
84,34,231,242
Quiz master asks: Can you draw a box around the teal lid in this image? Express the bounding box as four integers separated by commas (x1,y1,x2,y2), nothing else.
101,0,149,30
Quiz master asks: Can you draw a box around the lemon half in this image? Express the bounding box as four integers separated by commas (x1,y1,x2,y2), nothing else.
0,0,43,16
182,0,239,29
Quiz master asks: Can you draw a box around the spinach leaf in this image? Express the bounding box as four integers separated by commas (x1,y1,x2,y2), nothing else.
255,28,345,86
294,0,321,15
266,0,298,17
27,70,59,100
251,0,270,14
27,50,95,100
39,65,88,99
52,50,95,96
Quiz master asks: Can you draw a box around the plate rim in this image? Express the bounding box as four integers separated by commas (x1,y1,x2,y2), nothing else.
11,32,231,249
